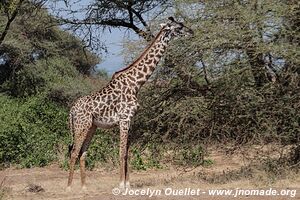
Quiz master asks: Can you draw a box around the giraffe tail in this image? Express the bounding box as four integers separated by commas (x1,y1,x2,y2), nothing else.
68,143,74,158
68,112,74,158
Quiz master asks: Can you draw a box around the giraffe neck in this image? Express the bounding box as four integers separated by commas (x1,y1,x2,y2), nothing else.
111,29,172,94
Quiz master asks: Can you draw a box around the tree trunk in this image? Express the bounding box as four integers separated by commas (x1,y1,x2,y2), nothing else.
246,48,270,88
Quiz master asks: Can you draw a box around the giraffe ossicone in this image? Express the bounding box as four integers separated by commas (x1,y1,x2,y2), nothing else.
67,17,193,190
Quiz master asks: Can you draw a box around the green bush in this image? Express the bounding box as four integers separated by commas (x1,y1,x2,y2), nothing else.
130,146,163,171
130,148,147,171
173,144,206,166
0,94,69,168
85,130,119,169
2,57,95,105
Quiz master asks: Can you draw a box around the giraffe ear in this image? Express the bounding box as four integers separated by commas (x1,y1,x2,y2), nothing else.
160,23,167,28
168,16,175,22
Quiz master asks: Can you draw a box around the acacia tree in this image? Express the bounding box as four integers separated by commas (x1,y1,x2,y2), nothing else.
170,0,299,89
0,0,25,45
0,1,99,97
278,0,299,88
50,0,172,45
128,0,299,160
0,0,52,45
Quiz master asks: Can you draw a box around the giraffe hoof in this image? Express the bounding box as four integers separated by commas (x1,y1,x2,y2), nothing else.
125,182,131,189
119,182,124,189
66,186,72,192
119,182,130,189
82,185,87,192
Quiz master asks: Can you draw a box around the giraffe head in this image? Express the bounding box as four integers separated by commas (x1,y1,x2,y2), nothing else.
160,17,194,38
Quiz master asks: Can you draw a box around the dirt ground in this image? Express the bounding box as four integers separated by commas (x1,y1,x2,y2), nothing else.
0,147,299,200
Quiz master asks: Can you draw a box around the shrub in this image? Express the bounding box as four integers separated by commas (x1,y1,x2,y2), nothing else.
0,94,69,168
85,130,119,169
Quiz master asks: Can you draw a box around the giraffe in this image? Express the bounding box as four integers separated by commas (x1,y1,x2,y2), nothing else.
67,17,193,191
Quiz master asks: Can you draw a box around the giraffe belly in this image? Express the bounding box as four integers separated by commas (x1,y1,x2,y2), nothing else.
93,119,118,129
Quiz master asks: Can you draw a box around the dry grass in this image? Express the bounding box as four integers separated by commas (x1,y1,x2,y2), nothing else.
0,177,11,200
0,144,298,200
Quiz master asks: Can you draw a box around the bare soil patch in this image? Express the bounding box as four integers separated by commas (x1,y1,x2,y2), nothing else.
0,147,299,200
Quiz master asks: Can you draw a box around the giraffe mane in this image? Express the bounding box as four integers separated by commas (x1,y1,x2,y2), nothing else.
111,29,164,79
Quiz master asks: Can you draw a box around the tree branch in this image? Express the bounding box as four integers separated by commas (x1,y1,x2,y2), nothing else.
0,0,25,45
59,17,151,41
130,8,154,41
200,59,210,85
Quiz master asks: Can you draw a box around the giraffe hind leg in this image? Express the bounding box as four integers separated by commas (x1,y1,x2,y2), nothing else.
79,125,97,191
67,129,87,190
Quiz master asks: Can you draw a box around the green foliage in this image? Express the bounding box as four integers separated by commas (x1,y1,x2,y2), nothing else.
0,2,100,96
0,94,69,168
173,144,206,166
95,69,109,79
85,130,119,169
130,146,162,171
1,56,97,105
133,74,299,145
131,148,147,171
0,0,20,15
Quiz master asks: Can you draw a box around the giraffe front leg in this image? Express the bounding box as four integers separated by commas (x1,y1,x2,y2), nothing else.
119,120,130,189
